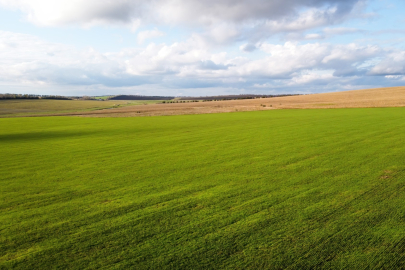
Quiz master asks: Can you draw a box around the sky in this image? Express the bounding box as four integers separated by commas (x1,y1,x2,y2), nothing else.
0,0,404,96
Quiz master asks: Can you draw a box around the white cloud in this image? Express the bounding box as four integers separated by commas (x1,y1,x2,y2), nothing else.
0,0,142,26
322,43,380,63
0,30,130,86
240,44,257,52
369,51,405,75
263,7,339,33
137,29,165,44
322,27,361,36
384,75,405,82
299,27,361,41
287,70,335,85
305,33,324,40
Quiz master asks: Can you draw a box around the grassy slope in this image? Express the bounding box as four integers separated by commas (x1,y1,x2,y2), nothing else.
1,108,405,269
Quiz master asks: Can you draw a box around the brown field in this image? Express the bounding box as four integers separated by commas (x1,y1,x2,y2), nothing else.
2,86,405,117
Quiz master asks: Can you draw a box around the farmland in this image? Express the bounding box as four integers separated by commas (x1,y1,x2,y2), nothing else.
2,107,405,268
2,86,405,118
49,86,405,117
0,99,162,117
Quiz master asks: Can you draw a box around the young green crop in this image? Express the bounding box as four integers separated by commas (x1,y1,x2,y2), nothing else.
1,108,405,269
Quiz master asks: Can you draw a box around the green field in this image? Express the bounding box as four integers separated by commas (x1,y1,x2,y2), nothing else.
1,108,405,269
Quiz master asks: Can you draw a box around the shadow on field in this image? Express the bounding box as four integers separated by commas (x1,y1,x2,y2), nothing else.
0,130,96,142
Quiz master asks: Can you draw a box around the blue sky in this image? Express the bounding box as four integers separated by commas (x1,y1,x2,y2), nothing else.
0,0,404,96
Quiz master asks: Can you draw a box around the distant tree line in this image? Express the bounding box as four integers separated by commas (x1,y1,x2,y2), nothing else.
178,94,299,101
0,94,72,100
161,100,199,103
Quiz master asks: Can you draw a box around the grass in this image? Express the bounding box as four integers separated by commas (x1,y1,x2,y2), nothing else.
1,108,405,269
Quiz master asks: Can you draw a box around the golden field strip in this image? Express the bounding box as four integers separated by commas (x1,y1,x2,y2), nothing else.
56,86,405,117
1,86,405,117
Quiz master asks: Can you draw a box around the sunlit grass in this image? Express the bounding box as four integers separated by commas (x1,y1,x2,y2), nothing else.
1,108,405,269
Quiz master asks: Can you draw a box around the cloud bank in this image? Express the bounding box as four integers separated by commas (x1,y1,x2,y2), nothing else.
1,29,403,95
0,0,365,43
0,0,361,25
0,0,403,95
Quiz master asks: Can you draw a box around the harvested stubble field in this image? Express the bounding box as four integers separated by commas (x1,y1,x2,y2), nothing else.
1,107,405,269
